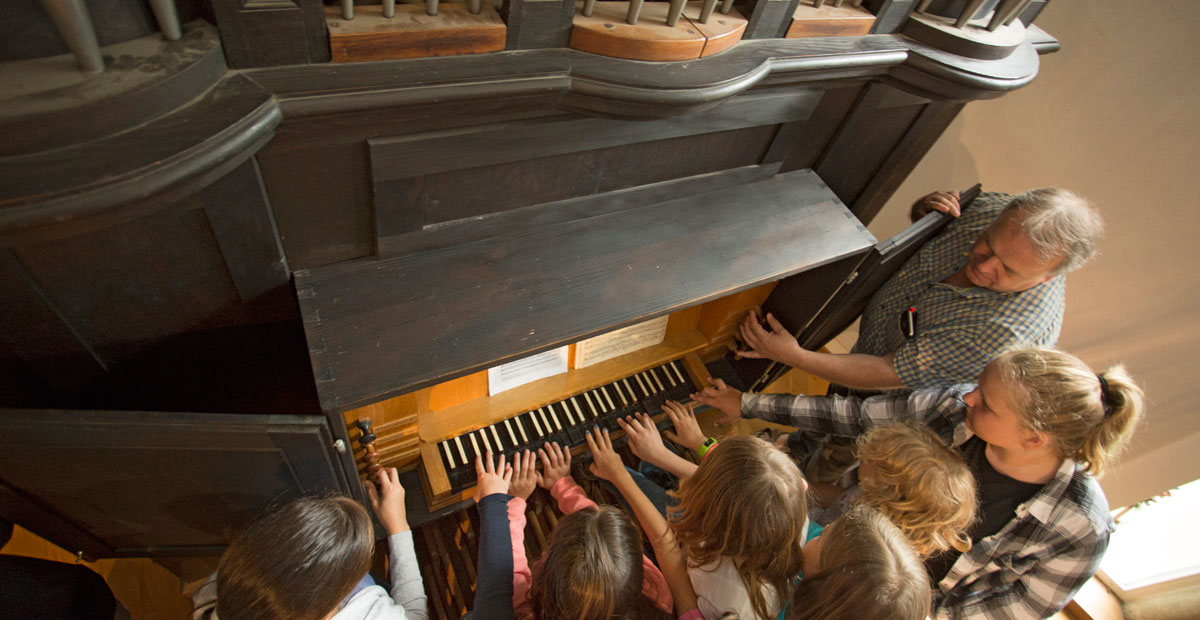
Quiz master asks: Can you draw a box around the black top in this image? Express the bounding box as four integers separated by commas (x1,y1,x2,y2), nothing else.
926,436,1044,582
471,494,516,620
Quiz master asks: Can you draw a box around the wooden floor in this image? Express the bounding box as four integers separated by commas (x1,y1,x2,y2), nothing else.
0,525,192,620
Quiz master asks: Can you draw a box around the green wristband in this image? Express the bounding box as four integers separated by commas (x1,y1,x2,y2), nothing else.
697,437,719,459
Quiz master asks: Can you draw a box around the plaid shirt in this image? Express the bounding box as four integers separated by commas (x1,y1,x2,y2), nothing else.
855,192,1066,389
742,389,1113,620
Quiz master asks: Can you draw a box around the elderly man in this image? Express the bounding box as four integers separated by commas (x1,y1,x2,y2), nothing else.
737,187,1104,479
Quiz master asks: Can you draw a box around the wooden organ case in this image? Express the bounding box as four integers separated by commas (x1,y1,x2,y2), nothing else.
0,0,1058,614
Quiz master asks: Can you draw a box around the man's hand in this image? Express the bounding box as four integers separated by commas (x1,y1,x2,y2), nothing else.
473,451,512,503
537,442,572,490
910,190,961,220
692,377,743,424
662,400,706,453
617,413,669,464
586,428,630,484
736,311,802,366
509,449,538,501
366,467,409,534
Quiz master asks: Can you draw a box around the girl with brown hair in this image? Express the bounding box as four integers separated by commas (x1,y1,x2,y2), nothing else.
787,504,931,620
696,345,1144,620
190,468,428,620
504,444,674,620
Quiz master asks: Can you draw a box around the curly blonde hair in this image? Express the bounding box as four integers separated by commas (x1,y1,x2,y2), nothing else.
855,423,977,558
669,435,808,620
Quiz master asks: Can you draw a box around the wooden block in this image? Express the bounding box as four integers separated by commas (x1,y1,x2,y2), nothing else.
570,1,707,61
682,2,749,57
786,2,876,38
325,4,506,63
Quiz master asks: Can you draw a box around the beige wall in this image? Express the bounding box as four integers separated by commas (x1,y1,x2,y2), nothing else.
870,1,1200,509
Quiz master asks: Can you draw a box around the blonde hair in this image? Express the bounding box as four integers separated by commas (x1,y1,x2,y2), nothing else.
993,346,1144,475
669,435,808,620
855,423,977,557
787,506,930,620
1002,188,1104,275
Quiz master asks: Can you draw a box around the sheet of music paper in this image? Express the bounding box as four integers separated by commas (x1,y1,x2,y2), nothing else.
488,346,569,396
573,315,669,370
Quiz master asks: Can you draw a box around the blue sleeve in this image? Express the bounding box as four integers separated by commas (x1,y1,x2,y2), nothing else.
471,494,515,620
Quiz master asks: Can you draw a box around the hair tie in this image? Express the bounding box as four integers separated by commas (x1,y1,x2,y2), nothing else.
1098,375,1115,418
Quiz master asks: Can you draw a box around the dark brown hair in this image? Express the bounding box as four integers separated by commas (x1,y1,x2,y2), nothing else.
216,496,375,620
526,505,672,620
787,505,930,620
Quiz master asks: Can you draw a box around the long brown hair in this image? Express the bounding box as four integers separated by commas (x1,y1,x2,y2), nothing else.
787,505,930,620
526,505,672,620
669,435,808,619
217,496,375,620
994,347,1145,475
856,423,977,557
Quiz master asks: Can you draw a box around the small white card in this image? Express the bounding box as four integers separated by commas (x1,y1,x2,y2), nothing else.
574,316,670,369
487,346,569,396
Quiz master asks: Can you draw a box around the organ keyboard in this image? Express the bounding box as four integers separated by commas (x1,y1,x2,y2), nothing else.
418,347,707,510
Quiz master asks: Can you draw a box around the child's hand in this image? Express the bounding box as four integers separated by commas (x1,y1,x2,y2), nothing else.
618,413,668,463
366,467,409,535
586,428,629,483
537,442,572,490
509,449,538,500
662,400,707,453
692,377,743,424
473,451,512,503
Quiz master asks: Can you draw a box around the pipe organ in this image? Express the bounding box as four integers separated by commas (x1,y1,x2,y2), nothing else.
0,0,1057,614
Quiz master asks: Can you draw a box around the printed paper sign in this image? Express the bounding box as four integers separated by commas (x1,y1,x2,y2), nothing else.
574,316,669,369
487,346,569,396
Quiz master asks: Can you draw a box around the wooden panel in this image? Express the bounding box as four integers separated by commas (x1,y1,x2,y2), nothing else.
786,3,876,38
502,0,577,49
201,159,290,303
0,250,107,389
569,2,707,62
296,169,875,412
741,0,803,38
210,0,330,68
781,84,865,173
683,3,748,58
0,410,352,557
325,4,507,63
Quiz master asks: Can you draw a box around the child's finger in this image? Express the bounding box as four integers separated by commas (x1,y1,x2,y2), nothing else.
502,464,513,483
366,480,380,508
559,442,571,465
585,429,598,454
484,450,495,474
497,453,507,474
475,454,484,476
601,427,613,450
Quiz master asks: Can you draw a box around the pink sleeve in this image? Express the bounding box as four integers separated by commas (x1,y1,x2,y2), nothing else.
641,555,674,614
508,497,532,610
678,609,707,620
549,477,598,514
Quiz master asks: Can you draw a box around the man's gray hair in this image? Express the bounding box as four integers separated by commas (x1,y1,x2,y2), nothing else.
1002,188,1104,275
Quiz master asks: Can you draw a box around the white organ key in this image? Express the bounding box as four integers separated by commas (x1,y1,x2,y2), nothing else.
561,401,576,426
621,378,636,402
584,390,600,415
570,396,586,421
455,435,468,463
469,432,482,458
634,372,650,397
602,386,616,410
442,441,456,469
515,416,530,443
504,418,518,445
538,409,552,435
661,364,678,386
490,425,503,451
650,368,666,392
549,406,564,431
532,410,546,436
480,429,493,455
670,360,687,385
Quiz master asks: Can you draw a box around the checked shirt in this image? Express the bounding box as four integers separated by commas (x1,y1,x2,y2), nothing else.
855,192,1066,389
742,388,1113,620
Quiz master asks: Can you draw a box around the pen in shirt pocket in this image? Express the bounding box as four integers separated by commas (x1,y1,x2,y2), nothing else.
901,307,917,339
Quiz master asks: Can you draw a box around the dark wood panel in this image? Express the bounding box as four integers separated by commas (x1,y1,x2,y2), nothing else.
780,84,865,172
732,0,802,39
412,125,778,229
0,250,107,389
210,0,330,68
0,410,350,557
202,159,290,303
864,0,917,34
502,0,577,49
295,169,875,412
814,83,927,209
